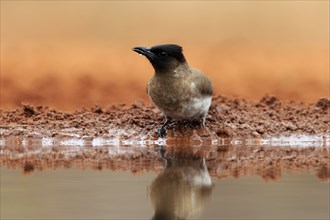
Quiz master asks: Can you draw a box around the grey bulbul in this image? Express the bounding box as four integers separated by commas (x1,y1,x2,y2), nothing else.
133,44,213,137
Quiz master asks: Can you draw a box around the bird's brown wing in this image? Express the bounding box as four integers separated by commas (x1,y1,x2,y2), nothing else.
191,69,213,96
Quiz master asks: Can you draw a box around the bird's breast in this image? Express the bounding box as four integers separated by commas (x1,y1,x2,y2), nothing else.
147,73,212,120
168,96,212,120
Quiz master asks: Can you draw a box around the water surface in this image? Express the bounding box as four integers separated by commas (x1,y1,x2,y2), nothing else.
1,136,329,219
1,168,329,219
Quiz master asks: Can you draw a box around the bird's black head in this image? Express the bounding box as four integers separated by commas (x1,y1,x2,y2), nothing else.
133,44,187,73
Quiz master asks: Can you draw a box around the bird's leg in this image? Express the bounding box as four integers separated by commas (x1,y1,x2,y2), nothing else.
201,116,206,127
158,116,171,138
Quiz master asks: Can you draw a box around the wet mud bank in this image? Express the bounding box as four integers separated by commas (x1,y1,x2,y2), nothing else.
0,95,329,139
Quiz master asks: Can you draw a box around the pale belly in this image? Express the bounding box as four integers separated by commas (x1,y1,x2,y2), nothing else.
160,96,212,120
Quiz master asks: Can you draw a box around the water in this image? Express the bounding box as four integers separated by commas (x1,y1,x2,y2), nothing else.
1,136,329,219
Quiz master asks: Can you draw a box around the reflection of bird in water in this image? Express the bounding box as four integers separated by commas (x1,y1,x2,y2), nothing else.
149,150,213,220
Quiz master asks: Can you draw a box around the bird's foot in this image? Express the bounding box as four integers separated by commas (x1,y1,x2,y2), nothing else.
158,116,171,138
158,126,167,138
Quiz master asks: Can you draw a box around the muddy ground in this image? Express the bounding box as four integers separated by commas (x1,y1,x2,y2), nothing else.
0,95,329,139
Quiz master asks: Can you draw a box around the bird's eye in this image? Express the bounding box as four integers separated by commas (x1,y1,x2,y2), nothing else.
159,51,168,58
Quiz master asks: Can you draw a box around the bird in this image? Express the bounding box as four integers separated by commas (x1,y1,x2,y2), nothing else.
132,44,213,138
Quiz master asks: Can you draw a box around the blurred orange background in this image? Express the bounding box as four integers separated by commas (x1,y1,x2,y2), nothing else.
1,1,329,110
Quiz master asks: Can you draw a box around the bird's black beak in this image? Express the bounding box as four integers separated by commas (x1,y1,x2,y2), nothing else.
132,46,156,60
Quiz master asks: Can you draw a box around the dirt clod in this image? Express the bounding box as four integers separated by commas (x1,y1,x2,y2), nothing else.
260,95,279,106
315,98,330,110
23,104,37,117
91,105,103,114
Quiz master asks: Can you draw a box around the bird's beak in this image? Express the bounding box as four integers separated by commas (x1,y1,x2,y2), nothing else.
132,46,156,60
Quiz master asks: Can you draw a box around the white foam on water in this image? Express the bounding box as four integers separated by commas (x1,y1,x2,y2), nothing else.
0,134,328,148
246,134,329,148
211,139,219,145
230,139,243,145
92,137,120,146
42,137,53,147
60,139,85,146
0,139,5,146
